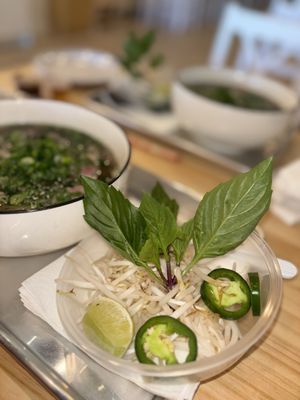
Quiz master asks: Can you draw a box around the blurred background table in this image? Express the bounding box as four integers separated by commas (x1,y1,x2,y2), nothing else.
0,1,300,398
0,64,300,400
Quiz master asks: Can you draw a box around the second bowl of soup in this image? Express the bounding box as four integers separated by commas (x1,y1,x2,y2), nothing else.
171,67,299,154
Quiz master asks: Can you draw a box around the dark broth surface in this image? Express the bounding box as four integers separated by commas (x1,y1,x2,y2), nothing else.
185,83,281,111
0,125,117,211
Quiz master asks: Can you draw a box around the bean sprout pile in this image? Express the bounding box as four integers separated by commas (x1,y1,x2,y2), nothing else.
57,235,241,361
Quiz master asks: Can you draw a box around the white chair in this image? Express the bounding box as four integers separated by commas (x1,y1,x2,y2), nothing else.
137,0,209,32
208,2,300,83
0,0,49,46
269,0,300,22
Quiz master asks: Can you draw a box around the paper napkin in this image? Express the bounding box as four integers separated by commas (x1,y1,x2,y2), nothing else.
271,159,300,225
19,249,200,400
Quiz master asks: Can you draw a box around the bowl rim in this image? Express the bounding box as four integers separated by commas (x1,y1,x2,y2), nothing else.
0,99,131,215
57,230,283,378
173,66,300,115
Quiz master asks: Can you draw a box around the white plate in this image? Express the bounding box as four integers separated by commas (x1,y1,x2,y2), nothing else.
88,89,178,136
33,49,121,86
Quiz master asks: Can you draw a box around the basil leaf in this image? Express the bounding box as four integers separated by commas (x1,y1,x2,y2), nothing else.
173,218,194,264
151,182,179,218
120,30,159,77
191,157,273,265
140,30,156,53
149,53,164,69
139,234,161,268
123,32,141,63
139,193,178,257
81,176,147,266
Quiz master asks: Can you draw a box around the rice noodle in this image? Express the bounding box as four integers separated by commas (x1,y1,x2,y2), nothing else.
171,295,200,319
159,286,179,305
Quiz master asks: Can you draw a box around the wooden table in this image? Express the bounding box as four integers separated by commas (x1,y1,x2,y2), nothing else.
0,65,300,400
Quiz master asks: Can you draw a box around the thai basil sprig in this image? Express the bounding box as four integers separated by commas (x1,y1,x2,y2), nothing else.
82,158,273,291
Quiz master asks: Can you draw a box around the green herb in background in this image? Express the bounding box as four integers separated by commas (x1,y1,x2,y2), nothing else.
82,158,273,291
119,30,164,78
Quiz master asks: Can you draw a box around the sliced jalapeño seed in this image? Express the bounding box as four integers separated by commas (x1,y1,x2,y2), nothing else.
248,272,261,316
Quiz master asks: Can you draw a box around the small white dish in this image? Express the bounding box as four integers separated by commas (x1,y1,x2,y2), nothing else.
278,258,298,279
33,49,122,87
88,89,178,137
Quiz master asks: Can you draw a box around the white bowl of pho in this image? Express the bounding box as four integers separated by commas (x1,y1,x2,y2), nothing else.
0,99,130,257
171,67,299,154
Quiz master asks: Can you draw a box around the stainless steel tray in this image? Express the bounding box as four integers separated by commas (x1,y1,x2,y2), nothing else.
85,89,298,173
0,166,200,400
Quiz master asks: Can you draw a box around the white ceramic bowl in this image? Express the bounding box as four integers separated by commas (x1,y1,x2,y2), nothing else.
0,99,130,257
172,67,299,154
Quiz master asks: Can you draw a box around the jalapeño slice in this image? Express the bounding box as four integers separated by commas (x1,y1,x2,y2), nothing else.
134,315,197,365
200,268,251,320
248,272,261,316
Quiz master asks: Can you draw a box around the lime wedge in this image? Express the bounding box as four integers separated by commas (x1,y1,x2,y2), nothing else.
82,297,133,357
